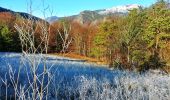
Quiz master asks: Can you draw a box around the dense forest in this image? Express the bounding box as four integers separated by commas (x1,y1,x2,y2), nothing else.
0,0,170,72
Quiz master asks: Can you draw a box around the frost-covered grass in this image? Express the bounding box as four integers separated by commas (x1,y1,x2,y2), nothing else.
0,52,170,100
77,72,170,100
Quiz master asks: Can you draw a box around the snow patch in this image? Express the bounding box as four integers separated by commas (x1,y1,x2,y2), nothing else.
99,4,140,15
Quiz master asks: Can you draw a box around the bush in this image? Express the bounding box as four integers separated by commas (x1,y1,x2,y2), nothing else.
139,52,166,72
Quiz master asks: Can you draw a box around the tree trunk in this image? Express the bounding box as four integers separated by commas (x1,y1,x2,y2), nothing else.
109,50,113,68
127,46,130,63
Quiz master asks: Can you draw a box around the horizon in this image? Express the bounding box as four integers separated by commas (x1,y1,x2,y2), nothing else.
0,0,156,18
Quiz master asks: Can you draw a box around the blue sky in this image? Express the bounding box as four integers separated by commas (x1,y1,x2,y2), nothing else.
0,0,156,18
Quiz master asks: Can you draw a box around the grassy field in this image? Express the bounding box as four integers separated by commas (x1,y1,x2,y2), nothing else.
50,53,170,73
49,53,107,65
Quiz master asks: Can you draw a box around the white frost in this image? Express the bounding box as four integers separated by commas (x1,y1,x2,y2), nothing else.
99,4,140,15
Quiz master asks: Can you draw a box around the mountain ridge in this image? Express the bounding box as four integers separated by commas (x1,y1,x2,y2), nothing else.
0,4,140,24
46,4,141,24
0,6,42,21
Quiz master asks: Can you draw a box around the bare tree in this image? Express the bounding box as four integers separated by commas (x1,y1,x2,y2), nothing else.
6,0,55,99
57,24,73,54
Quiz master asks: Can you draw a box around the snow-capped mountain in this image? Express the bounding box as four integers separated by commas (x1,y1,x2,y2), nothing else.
99,4,140,15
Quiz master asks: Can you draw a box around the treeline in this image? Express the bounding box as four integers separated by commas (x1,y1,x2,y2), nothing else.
52,0,170,71
90,0,170,71
0,12,56,52
51,20,98,55
0,12,21,52
0,0,170,71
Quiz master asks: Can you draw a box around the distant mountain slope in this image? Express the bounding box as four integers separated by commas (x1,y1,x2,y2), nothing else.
0,7,42,21
46,16,59,23
70,10,105,24
0,7,11,12
47,4,140,24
